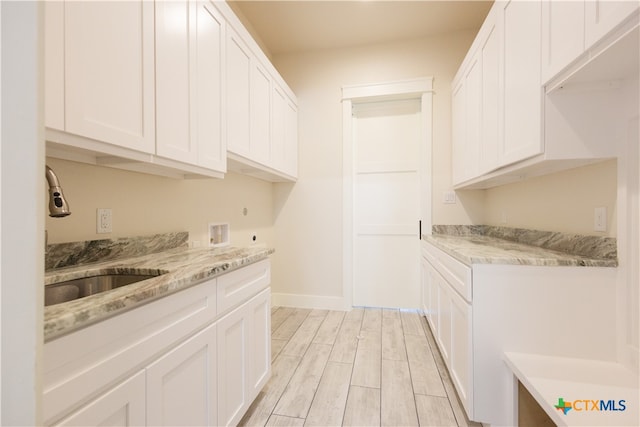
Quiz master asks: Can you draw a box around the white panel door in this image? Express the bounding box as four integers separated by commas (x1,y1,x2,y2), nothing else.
353,99,421,308
146,323,217,427
54,371,145,427
64,1,155,153
480,14,500,174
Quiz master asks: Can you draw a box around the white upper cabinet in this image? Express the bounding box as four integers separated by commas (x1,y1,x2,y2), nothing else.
452,57,481,185
155,0,226,172
63,1,156,154
226,28,252,158
221,3,298,182
452,0,636,189
541,1,585,83
249,62,272,165
480,14,500,174
500,0,543,167
44,0,297,181
585,0,640,48
271,85,299,178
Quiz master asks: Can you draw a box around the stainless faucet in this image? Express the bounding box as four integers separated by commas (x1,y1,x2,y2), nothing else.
46,165,71,217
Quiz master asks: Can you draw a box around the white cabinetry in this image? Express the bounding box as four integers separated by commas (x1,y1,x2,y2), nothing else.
421,240,617,425
452,57,480,184
44,0,297,181
421,245,472,415
452,0,638,189
541,1,585,83
585,0,639,48
43,259,272,427
146,323,217,427
500,0,543,166
222,5,298,182
54,371,146,427
54,0,156,154
155,0,226,172
216,260,271,427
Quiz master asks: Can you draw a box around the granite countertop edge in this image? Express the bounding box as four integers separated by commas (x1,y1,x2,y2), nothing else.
44,245,275,342
422,234,617,268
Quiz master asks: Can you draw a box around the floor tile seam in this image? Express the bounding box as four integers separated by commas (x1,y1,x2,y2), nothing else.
268,337,325,422
417,314,466,427
399,315,422,427
312,310,346,346
272,309,314,341
280,313,329,358
287,346,343,422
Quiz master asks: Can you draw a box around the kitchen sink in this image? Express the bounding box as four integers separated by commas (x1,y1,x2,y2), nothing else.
45,273,163,306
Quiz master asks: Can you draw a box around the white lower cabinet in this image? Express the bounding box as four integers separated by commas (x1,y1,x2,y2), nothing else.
44,260,271,427
146,323,217,427
54,371,146,427
421,240,618,425
217,287,271,427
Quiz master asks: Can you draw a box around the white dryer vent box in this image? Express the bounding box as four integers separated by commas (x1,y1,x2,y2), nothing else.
209,223,230,247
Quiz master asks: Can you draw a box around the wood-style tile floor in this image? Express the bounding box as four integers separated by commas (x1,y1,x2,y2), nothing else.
239,307,481,427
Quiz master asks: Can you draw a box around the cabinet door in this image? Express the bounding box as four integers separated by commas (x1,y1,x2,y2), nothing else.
451,81,467,185
250,62,272,164
585,0,640,48
226,28,251,157
196,1,226,171
500,0,543,166
217,303,250,427
436,276,451,365
155,0,197,164
271,85,287,173
54,371,145,427
146,323,217,427
541,1,585,83
64,1,155,153
449,286,473,416
155,0,226,171
452,56,481,185
284,100,299,178
480,14,500,174
249,288,271,398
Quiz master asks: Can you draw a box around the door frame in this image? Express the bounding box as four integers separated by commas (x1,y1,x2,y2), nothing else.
341,77,433,309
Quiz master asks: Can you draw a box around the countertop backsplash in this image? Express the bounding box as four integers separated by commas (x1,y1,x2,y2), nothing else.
45,232,189,271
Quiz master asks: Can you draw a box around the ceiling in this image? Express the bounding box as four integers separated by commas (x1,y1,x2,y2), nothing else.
229,0,493,57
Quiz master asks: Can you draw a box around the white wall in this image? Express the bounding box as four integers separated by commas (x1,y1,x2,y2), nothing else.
45,158,275,249
484,160,618,237
271,31,482,306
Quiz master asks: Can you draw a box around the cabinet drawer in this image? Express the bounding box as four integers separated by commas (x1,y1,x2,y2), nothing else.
217,259,270,314
422,242,472,302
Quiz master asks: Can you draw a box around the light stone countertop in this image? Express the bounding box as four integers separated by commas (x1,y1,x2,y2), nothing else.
423,233,617,268
44,245,274,341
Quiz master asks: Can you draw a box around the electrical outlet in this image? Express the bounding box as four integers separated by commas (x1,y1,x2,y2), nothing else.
97,208,112,233
594,207,607,232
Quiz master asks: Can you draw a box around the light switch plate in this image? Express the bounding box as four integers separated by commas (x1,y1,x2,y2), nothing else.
443,191,457,204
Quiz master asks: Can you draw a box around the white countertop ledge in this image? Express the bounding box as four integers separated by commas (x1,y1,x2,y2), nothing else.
504,352,639,426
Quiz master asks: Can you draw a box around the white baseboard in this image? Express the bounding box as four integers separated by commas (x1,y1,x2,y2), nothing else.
271,292,350,311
